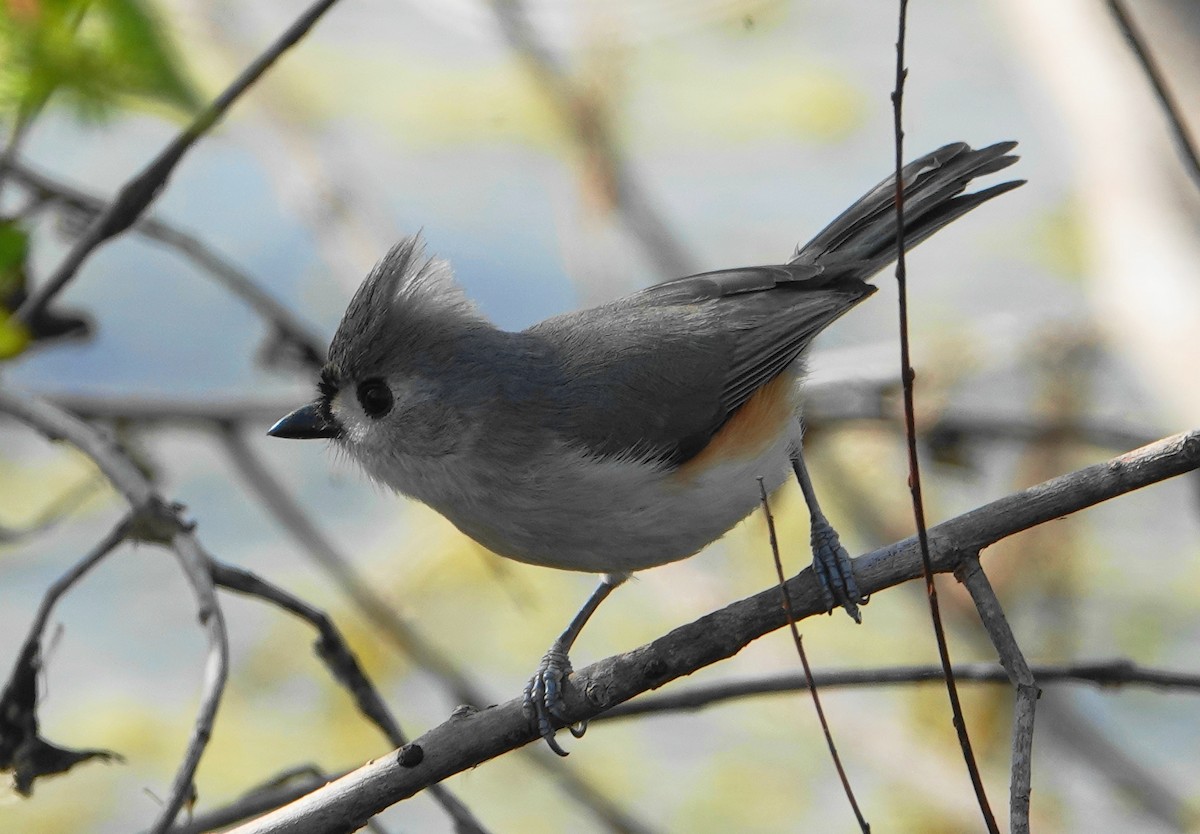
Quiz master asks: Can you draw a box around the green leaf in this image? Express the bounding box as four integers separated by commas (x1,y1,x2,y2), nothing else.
0,309,31,359
0,0,201,124
0,220,30,288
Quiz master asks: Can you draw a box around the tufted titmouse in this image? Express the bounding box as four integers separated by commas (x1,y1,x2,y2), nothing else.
269,141,1021,754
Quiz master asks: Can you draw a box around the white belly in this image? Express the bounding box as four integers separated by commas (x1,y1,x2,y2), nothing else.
426,427,800,574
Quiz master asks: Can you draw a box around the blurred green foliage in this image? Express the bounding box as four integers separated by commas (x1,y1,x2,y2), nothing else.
0,0,194,358
0,0,199,123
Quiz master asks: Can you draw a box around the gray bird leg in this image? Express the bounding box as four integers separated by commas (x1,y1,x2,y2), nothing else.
790,448,865,623
523,572,627,756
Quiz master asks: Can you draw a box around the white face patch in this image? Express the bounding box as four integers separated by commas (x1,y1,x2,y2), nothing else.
333,375,471,467
329,390,367,445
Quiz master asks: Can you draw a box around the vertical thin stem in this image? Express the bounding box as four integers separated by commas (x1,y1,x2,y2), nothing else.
890,2,997,830
758,479,869,832
1106,0,1200,191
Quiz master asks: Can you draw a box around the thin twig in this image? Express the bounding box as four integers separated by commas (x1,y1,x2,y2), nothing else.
923,413,1156,454
0,387,230,834
597,659,1200,720
757,478,868,831
1106,0,1200,192
13,0,344,326
155,536,231,834
220,430,1200,831
889,4,996,829
955,557,1038,834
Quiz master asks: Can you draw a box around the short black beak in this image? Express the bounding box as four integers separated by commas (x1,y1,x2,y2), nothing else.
267,403,340,440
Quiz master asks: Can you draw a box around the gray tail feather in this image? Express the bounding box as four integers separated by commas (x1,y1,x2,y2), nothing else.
790,141,1023,277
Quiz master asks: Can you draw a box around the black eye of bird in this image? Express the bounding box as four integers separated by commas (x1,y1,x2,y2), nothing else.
357,379,394,418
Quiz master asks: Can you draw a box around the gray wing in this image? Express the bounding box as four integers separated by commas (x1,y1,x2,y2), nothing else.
528,265,873,465
635,265,876,419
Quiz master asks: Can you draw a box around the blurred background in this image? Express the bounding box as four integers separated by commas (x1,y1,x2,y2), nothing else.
1,0,1199,831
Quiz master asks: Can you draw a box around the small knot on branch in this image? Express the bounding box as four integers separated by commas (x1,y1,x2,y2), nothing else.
128,498,189,544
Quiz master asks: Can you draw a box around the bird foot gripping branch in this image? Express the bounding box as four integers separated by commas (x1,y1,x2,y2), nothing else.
269,140,1022,754
811,516,865,623
523,642,587,756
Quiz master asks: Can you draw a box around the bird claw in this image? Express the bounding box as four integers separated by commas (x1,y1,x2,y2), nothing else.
810,516,866,622
522,642,580,756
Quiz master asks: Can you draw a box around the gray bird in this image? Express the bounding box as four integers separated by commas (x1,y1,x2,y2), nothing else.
269,140,1022,754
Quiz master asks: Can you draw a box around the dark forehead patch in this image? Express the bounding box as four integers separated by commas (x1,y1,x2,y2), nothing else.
318,364,340,400
314,364,342,427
